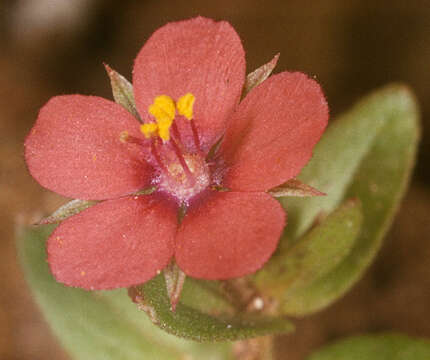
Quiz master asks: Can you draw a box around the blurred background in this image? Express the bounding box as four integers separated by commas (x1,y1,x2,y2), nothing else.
1,0,429,359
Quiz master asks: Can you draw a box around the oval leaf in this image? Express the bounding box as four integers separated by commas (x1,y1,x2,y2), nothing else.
307,333,430,360
284,84,418,240
180,277,237,315
17,225,232,360
135,274,294,342
280,85,419,316
254,199,362,299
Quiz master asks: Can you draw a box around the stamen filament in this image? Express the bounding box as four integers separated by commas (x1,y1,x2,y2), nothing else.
151,139,170,176
171,122,183,144
170,137,195,186
189,119,202,153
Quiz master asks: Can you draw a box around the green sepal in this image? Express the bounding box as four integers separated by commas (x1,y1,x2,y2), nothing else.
269,178,325,198
244,53,279,95
37,199,98,225
163,261,187,312
104,64,140,119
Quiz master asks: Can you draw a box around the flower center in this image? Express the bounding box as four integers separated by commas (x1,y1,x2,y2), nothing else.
157,153,210,204
122,93,210,204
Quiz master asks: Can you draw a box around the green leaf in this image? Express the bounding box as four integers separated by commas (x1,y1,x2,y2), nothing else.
135,274,295,342
104,64,140,119
284,84,419,240
180,277,237,314
279,84,419,316
307,333,430,360
17,225,232,360
37,199,98,224
254,199,362,299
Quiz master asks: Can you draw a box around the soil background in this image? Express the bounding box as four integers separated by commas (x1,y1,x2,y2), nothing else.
1,1,429,359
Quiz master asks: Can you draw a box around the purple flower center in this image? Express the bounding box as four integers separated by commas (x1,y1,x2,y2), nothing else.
156,152,210,204
122,93,213,205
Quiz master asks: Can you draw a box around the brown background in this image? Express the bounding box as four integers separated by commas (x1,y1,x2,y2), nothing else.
1,1,429,359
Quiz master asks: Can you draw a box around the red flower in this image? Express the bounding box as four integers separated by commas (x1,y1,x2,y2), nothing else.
24,17,328,290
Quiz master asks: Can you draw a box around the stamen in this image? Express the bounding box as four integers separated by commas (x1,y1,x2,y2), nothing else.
169,137,195,186
157,117,173,142
151,138,170,175
140,123,158,139
171,122,182,143
189,119,201,152
148,95,176,142
176,93,200,152
149,95,176,123
177,93,195,120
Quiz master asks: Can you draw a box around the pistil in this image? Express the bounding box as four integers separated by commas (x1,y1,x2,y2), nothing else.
169,137,196,186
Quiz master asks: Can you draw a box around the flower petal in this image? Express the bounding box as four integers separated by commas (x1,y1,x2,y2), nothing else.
47,195,177,290
133,16,246,151
221,72,328,191
175,192,285,279
25,95,153,200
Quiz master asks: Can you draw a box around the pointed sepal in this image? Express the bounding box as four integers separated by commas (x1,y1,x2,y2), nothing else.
268,178,325,198
37,199,98,225
163,261,186,312
244,53,279,94
104,64,140,119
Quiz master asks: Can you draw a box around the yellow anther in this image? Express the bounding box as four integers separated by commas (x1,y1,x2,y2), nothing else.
177,93,195,120
140,122,158,139
158,123,171,141
149,95,176,123
145,93,195,142
157,115,173,141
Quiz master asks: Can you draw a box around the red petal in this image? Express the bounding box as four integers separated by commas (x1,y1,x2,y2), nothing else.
175,192,285,279
133,17,245,151
221,72,328,191
25,95,153,200
47,195,177,290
